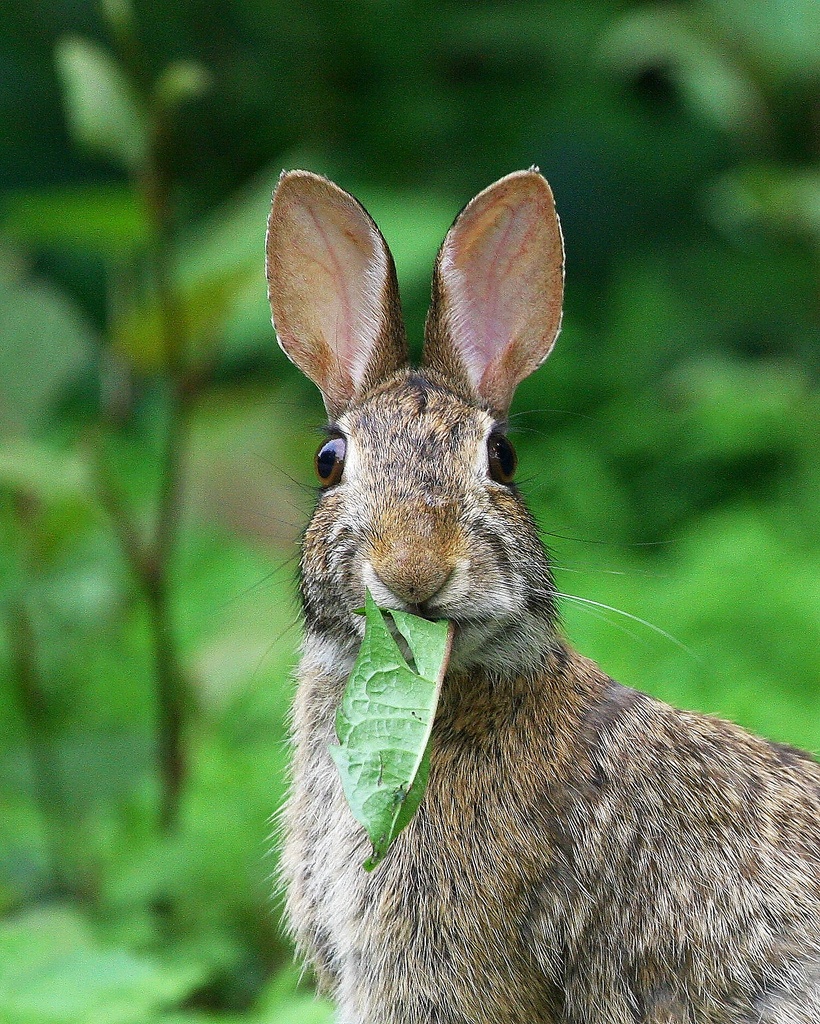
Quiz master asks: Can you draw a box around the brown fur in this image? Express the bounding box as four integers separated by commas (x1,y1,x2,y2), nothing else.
269,171,820,1023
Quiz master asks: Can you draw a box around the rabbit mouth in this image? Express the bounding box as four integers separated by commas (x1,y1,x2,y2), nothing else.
359,555,514,623
397,603,446,622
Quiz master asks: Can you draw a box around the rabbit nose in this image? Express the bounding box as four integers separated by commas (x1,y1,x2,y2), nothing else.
369,540,453,606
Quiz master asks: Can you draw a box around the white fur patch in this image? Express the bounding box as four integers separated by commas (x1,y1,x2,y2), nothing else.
300,631,357,679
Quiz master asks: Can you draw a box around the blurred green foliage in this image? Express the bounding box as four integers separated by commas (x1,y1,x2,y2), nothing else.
1,0,819,1020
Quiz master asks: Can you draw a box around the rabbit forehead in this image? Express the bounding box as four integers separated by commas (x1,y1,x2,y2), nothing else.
337,373,494,479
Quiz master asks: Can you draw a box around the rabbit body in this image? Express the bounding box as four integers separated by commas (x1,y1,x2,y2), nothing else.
266,171,820,1023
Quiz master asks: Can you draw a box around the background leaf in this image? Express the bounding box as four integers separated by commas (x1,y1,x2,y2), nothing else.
0,906,206,1024
0,266,96,437
55,37,148,174
2,186,149,256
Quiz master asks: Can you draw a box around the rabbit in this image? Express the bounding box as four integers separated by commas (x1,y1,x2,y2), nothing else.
265,167,820,1024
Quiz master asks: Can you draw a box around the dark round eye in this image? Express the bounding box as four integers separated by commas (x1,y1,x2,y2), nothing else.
315,436,346,487
487,432,517,484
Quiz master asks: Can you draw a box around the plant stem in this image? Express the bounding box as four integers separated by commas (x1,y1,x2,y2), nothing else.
91,390,189,835
139,93,194,831
93,13,194,832
143,380,190,832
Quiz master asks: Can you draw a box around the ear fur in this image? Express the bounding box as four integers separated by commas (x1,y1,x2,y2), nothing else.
266,170,408,419
423,169,564,418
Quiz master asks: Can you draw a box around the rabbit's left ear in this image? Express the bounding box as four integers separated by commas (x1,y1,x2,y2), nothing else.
423,169,564,419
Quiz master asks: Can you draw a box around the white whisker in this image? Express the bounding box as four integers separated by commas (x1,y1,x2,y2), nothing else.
559,598,644,644
554,592,700,662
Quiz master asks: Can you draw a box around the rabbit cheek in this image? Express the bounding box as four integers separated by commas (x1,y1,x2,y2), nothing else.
300,499,367,641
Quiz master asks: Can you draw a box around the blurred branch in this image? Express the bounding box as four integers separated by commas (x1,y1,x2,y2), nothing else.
142,389,190,834
139,71,191,833
90,385,191,834
66,2,211,834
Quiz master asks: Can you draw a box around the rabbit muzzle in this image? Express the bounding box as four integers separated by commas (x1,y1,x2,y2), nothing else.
365,542,455,610
363,501,460,611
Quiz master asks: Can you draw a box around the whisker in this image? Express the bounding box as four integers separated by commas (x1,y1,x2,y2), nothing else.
508,407,603,424
250,611,303,681
560,597,644,644
245,513,308,532
525,507,679,552
554,591,699,662
269,399,320,413
555,565,667,579
507,425,554,439
214,556,301,613
544,530,677,549
248,452,317,500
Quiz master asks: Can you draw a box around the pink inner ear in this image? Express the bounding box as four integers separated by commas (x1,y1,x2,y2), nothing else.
286,198,388,389
435,172,564,412
267,172,392,412
443,197,541,376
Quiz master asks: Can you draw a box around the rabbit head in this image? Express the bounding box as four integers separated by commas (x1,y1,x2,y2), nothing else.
266,169,565,675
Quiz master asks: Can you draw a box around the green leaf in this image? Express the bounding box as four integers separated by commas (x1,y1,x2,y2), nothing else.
709,166,820,244
0,442,92,503
100,0,137,45
55,36,148,173
0,905,206,1024
601,8,766,138
2,185,149,256
153,61,212,115
0,269,97,437
111,266,254,371
329,592,453,871
708,0,820,82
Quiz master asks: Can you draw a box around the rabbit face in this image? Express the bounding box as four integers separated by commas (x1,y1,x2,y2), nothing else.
299,370,558,675
266,167,565,677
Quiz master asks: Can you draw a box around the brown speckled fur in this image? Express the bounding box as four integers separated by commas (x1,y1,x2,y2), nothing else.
268,170,820,1023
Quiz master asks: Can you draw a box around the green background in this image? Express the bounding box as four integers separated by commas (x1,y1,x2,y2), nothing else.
1,1,819,1020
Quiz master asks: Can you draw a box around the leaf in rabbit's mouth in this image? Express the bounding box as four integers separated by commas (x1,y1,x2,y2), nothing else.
329,590,454,871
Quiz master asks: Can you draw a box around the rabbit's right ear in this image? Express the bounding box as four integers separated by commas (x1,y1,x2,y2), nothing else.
266,170,408,419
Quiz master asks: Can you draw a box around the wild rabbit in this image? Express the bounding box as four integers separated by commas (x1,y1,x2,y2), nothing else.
265,168,820,1023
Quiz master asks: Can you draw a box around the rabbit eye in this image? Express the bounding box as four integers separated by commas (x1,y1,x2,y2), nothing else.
315,436,346,487
487,432,517,484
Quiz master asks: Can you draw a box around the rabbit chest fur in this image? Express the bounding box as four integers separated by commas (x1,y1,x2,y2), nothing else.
283,644,820,1024
266,169,820,1023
